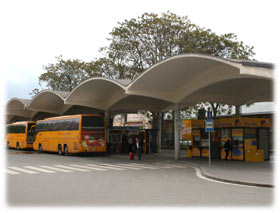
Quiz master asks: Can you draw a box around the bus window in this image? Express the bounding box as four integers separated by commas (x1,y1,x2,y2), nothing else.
7,125,26,134
82,116,104,129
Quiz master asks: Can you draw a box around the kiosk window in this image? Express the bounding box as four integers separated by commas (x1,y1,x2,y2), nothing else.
193,135,200,147
221,129,231,139
244,128,257,139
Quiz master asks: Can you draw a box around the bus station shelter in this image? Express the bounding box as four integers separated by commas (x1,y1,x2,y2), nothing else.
6,54,274,160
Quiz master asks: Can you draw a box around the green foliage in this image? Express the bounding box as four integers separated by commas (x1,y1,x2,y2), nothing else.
100,11,255,80
34,11,255,118
39,56,103,92
29,88,40,97
99,11,254,117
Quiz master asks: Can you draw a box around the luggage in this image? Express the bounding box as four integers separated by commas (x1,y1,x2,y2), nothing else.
129,152,134,160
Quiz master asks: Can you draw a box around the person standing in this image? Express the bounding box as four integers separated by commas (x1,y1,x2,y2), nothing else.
136,137,144,160
128,136,133,153
224,140,231,160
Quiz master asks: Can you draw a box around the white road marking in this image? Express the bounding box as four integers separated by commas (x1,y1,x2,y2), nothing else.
54,165,91,172
126,163,159,169
86,164,125,171
23,166,56,173
160,164,186,169
70,164,107,171
39,165,73,173
103,163,142,170
6,169,20,175
8,167,38,174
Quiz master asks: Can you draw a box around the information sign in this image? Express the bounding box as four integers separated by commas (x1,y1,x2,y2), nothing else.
205,119,214,132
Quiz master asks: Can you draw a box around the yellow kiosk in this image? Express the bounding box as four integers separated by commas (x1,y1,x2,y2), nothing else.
182,119,220,158
220,117,270,162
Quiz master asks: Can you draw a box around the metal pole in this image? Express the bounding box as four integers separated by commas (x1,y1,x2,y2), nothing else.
209,131,211,166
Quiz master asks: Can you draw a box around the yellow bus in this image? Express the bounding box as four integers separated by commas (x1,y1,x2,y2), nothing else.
33,114,106,155
6,121,36,150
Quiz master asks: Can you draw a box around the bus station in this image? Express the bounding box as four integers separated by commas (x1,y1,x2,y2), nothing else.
5,54,274,162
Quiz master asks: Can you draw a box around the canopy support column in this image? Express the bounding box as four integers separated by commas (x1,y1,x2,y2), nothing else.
105,111,110,145
158,112,162,154
174,103,180,160
235,105,242,117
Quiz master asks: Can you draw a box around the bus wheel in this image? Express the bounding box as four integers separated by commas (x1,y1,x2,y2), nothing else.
16,143,20,150
64,145,69,156
58,145,62,155
39,144,43,153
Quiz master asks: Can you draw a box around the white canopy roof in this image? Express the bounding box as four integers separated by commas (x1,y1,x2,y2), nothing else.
6,54,274,122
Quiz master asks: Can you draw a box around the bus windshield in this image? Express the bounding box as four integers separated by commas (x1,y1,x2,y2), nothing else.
81,116,104,130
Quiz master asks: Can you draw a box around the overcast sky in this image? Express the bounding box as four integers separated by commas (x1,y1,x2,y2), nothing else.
1,0,279,106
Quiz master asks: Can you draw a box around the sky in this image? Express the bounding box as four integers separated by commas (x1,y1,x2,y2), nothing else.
1,0,279,103
0,0,279,211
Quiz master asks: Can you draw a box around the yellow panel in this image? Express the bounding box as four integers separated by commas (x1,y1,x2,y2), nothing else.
232,129,243,136
192,147,201,157
182,119,192,139
245,149,264,162
244,139,257,151
201,148,209,157
192,120,204,128
220,118,237,127
187,147,192,158
192,129,200,136
214,120,220,128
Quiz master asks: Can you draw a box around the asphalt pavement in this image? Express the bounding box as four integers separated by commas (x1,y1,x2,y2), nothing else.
110,149,274,187
5,149,274,206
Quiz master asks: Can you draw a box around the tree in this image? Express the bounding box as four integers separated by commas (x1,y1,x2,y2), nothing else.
100,11,255,118
39,55,103,92
100,12,255,79
29,88,40,97
33,11,255,118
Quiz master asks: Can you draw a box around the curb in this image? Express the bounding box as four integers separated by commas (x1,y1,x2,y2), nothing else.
109,154,274,188
185,162,274,188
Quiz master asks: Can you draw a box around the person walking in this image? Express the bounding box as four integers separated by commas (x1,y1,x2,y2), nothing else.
224,140,231,160
136,137,144,160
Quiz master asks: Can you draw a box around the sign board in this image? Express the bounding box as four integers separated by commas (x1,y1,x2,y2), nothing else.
205,119,214,132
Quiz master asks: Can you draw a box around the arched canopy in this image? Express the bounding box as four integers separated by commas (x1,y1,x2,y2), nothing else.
179,77,273,108
27,90,71,115
6,54,274,123
126,54,273,108
6,98,33,119
65,77,129,110
63,105,103,115
108,95,173,113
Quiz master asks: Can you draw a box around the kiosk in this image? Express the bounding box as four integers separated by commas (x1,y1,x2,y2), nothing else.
182,119,220,158
220,117,271,161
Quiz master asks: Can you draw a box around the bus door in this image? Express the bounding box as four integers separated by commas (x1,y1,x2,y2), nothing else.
27,124,35,144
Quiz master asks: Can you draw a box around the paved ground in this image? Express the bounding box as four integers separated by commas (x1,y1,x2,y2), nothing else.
6,149,274,207
119,149,274,186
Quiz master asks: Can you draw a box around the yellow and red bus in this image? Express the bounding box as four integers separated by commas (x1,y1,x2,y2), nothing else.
33,114,106,155
6,121,36,150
